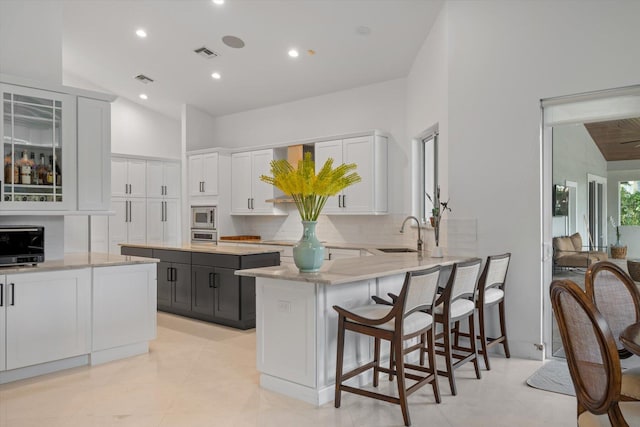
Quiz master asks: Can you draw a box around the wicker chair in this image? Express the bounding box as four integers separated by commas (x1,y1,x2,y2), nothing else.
586,261,640,401
550,279,640,426
333,266,442,427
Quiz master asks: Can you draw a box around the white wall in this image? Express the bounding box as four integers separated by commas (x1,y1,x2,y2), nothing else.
405,6,449,215
441,0,640,359
0,1,62,85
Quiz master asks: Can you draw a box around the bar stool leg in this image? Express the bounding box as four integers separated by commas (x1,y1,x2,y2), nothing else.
444,320,457,396
427,327,441,403
499,299,511,358
394,335,411,426
373,337,380,387
335,315,346,408
469,312,481,380
478,303,490,370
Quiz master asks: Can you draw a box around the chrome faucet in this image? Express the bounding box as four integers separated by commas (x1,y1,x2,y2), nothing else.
400,216,423,252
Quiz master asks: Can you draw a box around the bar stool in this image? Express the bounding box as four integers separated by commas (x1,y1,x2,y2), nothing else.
476,253,511,370
432,258,482,396
333,266,441,426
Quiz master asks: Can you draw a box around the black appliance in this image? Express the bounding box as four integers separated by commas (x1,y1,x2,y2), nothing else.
0,225,45,266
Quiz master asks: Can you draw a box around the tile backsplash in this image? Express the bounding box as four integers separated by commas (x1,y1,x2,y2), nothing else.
237,204,431,248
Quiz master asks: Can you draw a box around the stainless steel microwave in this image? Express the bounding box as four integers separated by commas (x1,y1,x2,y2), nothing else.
191,206,216,230
0,225,45,266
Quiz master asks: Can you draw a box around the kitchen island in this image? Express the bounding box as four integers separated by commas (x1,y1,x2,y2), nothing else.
120,243,281,329
236,253,466,405
0,253,158,384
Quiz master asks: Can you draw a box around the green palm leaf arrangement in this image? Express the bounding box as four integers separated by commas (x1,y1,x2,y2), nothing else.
260,152,361,221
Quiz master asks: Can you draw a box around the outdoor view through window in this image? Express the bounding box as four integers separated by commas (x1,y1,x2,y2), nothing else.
620,181,640,225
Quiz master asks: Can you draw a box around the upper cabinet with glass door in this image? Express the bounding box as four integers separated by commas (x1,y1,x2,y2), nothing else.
1,84,76,210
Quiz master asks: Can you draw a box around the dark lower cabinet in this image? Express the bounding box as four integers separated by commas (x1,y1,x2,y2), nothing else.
171,262,192,312
121,245,279,330
157,261,173,309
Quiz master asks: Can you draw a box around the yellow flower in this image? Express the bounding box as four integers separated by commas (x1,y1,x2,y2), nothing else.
260,152,361,221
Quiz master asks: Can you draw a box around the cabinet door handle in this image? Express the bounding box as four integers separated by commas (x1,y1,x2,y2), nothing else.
128,200,132,222
10,283,15,306
338,194,342,208
202,181,205,193
342,195,346,208
172,267,177,282
248,198,250,209
0,283,3,307
209,272,217,288
164,201,167,222
167,267,172,282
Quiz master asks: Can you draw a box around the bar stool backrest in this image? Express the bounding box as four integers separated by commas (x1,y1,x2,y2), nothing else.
482,254,510,293
449,258,482,302
404,266,441,316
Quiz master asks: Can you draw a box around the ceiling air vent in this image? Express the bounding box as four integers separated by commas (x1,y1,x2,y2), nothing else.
194,46,219,59
134,74,154,84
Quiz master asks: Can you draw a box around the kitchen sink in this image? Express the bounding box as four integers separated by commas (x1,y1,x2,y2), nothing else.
376,248,417,253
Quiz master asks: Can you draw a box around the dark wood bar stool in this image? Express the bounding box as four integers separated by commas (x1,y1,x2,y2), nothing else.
456,253,511,370
333,266,442,427
432,258,482,396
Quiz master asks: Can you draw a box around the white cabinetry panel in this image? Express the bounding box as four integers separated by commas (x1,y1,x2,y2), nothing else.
77,97,110,211
92,264,156,352
314,134,387,215
189,152,218,197
231,149,281,215
4,269,91,370
0,282,5,371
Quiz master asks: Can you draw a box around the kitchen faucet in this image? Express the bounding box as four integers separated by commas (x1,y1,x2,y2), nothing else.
400,216,423,252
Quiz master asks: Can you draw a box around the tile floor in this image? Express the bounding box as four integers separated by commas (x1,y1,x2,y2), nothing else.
0,312,575,426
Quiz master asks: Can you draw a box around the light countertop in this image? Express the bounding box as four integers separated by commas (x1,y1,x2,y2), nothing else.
219,239,420,255
236,253,468,285
121,243,284,256
0,252,158,274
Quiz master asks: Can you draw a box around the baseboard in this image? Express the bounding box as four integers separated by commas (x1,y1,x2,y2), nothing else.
0,355,89,384
90,342,149,366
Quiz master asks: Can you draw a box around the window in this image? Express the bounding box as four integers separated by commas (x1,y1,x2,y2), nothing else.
421,132,438,222
620,181,640,225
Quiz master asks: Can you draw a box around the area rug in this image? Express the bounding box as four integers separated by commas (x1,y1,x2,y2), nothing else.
526,360,575,396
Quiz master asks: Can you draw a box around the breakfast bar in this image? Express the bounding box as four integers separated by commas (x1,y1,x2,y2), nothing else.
236,253,465,405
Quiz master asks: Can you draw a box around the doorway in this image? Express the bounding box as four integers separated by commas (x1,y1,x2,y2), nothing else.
542,85,640,359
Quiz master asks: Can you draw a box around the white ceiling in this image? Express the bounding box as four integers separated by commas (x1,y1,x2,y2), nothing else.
62,0,443,119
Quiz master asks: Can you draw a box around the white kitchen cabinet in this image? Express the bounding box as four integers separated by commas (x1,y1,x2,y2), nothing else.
314,134,387,215
92,263,157,353
108,197,146,253
147,160,180,199
1,269,91,371
189,152,218,197
146,198,178,247
111,157,146,198
231,149,281,215
77,97,111,211
0,83,76,211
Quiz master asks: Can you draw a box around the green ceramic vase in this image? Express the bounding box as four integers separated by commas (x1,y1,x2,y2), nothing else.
293,221,325,273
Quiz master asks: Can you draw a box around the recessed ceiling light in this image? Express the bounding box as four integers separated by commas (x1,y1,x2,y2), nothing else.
211,72,221,80
139,94,148,100
288,49,299,58
212,0,224,4
135,29,147,38
356,26,371,36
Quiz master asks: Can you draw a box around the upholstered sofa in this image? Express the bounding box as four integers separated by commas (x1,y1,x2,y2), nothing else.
553,232,608,269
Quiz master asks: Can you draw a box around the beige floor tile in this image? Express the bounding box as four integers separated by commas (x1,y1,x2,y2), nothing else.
0,312,576,427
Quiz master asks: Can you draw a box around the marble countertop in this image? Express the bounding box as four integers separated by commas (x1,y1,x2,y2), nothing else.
236,253,467,285
219,239,419,255
121,243,284,256
0,252,158,274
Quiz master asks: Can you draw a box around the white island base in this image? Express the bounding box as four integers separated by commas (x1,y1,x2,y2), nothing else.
257,276,404,406
245,254,464,406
